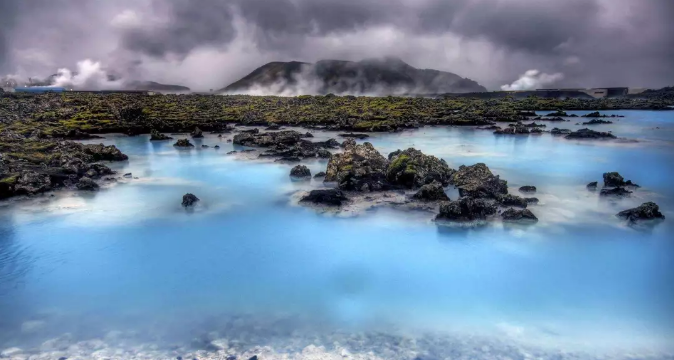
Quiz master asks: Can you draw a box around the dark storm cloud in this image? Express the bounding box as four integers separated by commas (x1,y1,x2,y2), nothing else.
120,0,236,58
0,1,20,72
419,0,601,54
2,0,673,90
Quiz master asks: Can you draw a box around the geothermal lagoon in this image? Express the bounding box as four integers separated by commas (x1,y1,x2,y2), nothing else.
1,110,673,360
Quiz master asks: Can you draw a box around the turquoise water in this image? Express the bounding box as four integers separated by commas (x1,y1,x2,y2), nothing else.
1,110,673,355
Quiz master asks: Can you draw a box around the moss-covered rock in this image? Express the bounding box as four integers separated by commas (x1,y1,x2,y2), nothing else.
386,148,454,188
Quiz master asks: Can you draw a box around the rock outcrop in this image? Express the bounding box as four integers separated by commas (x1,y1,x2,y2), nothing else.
339,133,369,139
290,165,311,178
565,128,617,139
587,181,598,190
386,148,454,188
602,172,639,188
150,129,172,141
616,202,665,223
582,119,613,125
234,130,338,160
75,177,99,191
191,127,204,138
300,189,348,206
174,139,194,147
0,132,126,199
600,187,632,197
182,193,199,207
324,141,389,191
435,197,497,221
519,186,536,193
496,194,528,208
412,181,450,201
603,172,625,187
501,208,538,222
551,128,572,135
546,110,568,117
451,163,507,198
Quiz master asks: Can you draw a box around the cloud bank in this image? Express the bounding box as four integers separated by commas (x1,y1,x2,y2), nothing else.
1,0,672,92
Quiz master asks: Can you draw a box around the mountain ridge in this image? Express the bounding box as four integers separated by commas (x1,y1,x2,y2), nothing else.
220,57,486,95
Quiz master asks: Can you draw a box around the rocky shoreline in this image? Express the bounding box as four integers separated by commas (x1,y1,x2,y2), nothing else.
0,130,128,200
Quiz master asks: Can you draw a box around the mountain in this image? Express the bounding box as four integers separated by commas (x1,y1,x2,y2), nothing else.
125,81,191,92
220,57,486,95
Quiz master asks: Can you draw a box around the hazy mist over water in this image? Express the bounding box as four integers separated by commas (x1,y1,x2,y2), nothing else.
1,110,674,357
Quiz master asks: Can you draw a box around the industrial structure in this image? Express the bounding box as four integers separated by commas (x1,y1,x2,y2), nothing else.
536,87,647,98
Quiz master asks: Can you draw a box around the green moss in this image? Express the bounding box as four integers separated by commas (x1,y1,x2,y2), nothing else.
0,175,18,184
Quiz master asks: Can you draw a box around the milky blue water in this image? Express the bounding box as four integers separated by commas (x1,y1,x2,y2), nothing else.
1,110,673,355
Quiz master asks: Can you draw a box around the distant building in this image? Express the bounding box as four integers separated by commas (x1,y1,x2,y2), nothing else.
14,86,65,93
537,87,642,99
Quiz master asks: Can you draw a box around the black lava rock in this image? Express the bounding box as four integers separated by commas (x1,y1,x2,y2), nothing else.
290,165,311,178
300,189,348,206
174,139,195,147
182,193,200,207
76,177,99,191
412,181,450,201
600,187,632,197
501,208,538,222
565,128,617,139
617,202,665,223
519,185,537,193
436,197,497,221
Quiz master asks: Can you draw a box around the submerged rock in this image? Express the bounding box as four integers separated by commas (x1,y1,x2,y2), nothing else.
386,148,454,188
587,181,598,190
174,139,195,147
324,141,389,191
150,129,172,141
617,202,665,223
412,181,450,201
314,171,326,178
600,187,632,197
436,197,497,221
300,189,348,206
290,165,311,178
451,163,508,199
502,208,538,222
565,128,617,139
182,193,199,207
519,185,536,193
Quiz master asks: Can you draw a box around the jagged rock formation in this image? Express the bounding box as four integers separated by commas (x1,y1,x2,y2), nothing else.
324,140,389,191
386,148,455,188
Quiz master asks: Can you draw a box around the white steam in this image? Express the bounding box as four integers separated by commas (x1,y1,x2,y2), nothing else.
500,69,564,91
51,59,124,90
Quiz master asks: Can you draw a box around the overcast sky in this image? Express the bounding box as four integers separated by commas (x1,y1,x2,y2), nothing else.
1,0,672,91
